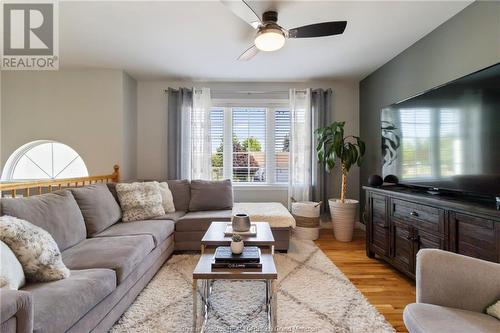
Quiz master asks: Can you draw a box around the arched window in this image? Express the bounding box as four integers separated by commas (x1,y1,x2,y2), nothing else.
1,140,89,181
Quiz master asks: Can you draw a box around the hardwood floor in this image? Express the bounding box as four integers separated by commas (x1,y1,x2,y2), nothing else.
314,228,415,333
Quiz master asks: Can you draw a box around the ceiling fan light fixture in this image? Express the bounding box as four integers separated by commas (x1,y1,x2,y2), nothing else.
254,28,285,52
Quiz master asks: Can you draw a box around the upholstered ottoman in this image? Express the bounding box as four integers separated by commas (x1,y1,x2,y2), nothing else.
232,202,295,251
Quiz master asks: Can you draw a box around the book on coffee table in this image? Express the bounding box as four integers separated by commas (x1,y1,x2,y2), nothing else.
211,262,262,269
212,246,262,269
214,246,261,263
224,224,257,236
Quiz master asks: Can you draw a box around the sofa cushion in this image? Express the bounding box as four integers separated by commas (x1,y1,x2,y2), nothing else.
150,211,186,221
0,190,86,251
94,220,174,246
70,184,122,236
62,235,154,283
166,179,191,212
175,210,232,232
23,269,116,333
403,303,500,333
189,179,233,211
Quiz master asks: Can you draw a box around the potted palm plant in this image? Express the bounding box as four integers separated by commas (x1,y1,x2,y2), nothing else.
315,121,365,242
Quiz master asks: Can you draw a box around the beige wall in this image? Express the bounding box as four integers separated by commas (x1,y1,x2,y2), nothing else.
136,80,360,203
122,72,138,181
1,69,138,180
1,70,359,203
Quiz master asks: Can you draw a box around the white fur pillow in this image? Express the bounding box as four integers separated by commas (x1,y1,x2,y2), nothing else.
116,182,165,222
0,241,25,290
486,300,500,320
157,182,175,213
0,215,70,282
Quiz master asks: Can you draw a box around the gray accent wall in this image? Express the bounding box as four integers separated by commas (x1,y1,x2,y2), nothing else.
359,1,500,217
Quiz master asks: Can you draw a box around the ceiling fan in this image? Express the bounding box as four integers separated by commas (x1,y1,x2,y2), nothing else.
220,0,347,61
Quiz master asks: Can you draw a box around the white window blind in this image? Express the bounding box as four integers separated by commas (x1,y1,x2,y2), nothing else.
210,108,224,180
209,105,290,185
232,107,266,183
274,109,290,183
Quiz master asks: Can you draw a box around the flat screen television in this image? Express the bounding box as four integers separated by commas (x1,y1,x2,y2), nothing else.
381,63,500,198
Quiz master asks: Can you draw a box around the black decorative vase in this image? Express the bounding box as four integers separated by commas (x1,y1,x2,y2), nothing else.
368,175,383,187
384,174,399,184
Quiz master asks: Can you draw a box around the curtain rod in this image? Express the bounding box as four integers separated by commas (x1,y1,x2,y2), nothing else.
212,90,289,95
164,89,289,94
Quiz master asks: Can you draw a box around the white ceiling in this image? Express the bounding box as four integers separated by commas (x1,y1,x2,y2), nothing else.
60,1,472,81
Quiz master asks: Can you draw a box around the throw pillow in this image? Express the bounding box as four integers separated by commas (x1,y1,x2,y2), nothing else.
0,215,70,282
189,179,233,211
486,300,500,320
0,241,25,290
70,183,122,236
166,179,191,212
157,181,175,213
116,182,165,222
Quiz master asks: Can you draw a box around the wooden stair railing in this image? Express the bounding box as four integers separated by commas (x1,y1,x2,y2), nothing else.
0,165,120,198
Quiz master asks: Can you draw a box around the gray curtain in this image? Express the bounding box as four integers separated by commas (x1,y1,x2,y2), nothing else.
311,88,333,212
167,88,192,180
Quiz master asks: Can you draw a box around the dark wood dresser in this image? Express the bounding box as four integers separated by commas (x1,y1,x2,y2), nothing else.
363,186,500,279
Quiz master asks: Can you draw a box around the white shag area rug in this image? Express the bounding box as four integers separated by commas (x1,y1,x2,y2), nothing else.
111,238,395,333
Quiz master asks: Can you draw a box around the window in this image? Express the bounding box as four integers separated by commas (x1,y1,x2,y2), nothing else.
210,105,290,184
1,140,89,181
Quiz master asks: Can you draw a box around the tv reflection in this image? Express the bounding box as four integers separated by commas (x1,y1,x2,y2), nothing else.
382,104,499,196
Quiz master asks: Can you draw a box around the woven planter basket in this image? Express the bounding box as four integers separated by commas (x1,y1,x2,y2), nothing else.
293,214,320,228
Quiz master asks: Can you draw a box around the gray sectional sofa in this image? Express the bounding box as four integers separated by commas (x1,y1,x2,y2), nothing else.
0,179,290,333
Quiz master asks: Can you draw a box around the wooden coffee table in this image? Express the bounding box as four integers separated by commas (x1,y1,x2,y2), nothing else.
201,221,275,254
192,221,278,332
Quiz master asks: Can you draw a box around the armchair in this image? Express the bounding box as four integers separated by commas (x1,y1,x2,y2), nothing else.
404,249,500,333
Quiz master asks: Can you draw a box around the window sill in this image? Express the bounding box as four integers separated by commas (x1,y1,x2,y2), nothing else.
233,184,288,191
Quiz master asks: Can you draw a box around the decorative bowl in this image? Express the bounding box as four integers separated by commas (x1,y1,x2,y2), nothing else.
232,213,251,232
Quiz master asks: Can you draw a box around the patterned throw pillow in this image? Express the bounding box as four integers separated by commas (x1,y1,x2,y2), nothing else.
157,181,176,213
486,300,500,320
0,215,70,282
0,241,26,290
116,182,165,222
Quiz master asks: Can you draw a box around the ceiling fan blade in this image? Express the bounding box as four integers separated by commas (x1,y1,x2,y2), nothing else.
237,45,259,61
288,21,347,38
220,0,261,29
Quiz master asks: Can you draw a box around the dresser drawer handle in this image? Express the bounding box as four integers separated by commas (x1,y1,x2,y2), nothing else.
410,211,419,217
